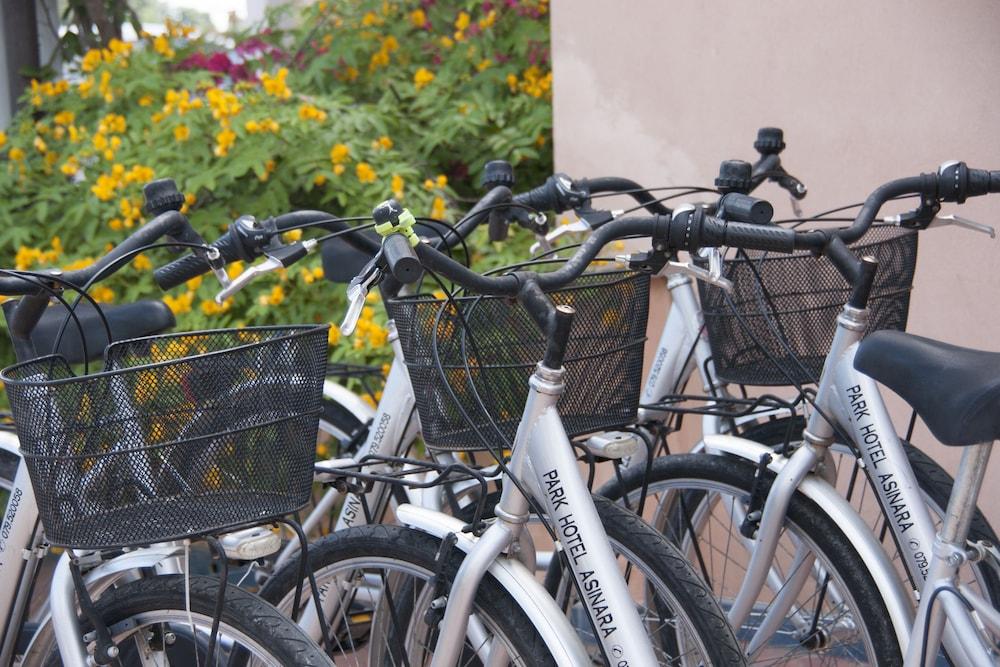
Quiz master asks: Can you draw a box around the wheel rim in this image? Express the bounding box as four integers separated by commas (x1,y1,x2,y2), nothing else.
273,555,533,665
628,476,881,665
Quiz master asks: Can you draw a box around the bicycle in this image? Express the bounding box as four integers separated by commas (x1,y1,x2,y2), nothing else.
155,192,796,664
602,161,1000,664
0,209,332,666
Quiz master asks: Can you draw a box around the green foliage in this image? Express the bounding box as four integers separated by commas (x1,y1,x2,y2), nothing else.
0,0,552,376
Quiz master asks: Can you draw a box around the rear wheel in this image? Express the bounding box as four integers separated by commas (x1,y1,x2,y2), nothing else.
43,575,330,666
260,523,556,665
601,453,903,665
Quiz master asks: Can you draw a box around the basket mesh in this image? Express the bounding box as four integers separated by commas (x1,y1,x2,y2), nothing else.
386,270,649,452
1,325,328,549
699,226,917,386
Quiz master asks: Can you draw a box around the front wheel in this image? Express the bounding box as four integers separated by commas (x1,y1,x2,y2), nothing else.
259,523,556,665
601,453,903,665
44,575,330,666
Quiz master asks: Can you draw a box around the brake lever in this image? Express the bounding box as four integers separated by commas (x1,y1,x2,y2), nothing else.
340,252,383,336
213,239,317,303
926,214,996,238
529,218,592,255
652,247,733,292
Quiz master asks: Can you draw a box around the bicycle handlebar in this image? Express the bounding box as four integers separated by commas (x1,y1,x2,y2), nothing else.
153,210,381,289
0,211,200,297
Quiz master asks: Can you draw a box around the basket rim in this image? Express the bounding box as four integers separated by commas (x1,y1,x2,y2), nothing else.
386,268,648,306
0,323,329,389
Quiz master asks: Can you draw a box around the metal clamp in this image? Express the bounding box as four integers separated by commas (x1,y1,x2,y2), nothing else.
213,239,317,303
340,253,383,336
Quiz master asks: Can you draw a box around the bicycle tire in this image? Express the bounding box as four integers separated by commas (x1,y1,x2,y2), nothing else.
259,523,556,665
601,453,903,665
542,494,747,666
740,416,1000,608
42,574,330,666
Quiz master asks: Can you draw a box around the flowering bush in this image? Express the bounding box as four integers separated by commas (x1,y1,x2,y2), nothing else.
0,1,552,375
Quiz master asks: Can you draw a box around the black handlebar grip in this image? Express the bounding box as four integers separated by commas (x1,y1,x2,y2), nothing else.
991,171,1000,193
153,232,242,290
936,162,1000,203
718,193,774,225
514,179,559,212
724,221,797,253
382,233,423,284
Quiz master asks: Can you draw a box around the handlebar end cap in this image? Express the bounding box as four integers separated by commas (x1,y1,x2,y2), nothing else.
143,178,186,216
482,160,515,190
754,127,786,155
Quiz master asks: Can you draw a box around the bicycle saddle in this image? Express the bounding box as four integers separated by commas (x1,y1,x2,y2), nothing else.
30,300,176,365
855,330,1000,446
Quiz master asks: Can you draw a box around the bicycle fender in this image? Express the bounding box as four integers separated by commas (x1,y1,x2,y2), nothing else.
395,503,590,667
702,434,913,650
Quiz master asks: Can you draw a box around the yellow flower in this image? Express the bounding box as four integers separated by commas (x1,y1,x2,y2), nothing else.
173,124,190,142
108,218,123,231
33,136,48,154
260,68,292,99
455,11,470,31
477,59,492,72
284,228,303,242
313,173,327,187
356,162,377,183
201,298,232,315
333,164,346,176
91,174,118,201
391,173,404,199
436,174,448,188
60,156,79,176
186,275,203,290
164,291,194,314
214,128,236,157
375,135,393,150
138,95,154,106
431,196,446,219
423,178,435,190
298,104,327,122
258,159,277,182
329,143,350,164
414,67,435,90
133,254,152,271
90,286,115,303
506,73,519,93
328,326,341,347
53,111,75,126
410,8,426,27
153,34,175,59
0,131,5,149
439,36,454,49
206,88,242,120
361,11,382,26
479,10,497,29
81,49,103,72
258,284,286,306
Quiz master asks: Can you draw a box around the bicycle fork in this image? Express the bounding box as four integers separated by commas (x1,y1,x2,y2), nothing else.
429,363,659,667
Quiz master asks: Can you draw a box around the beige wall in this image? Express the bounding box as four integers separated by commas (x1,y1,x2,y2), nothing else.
551,0,1000,524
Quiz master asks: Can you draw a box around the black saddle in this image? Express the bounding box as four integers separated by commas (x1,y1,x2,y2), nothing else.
29,300,176,365
855,331,1000,447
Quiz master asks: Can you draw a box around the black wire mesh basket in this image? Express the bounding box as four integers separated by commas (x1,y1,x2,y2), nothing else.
698,225,917,386
386,267,649,452
1,325,328,549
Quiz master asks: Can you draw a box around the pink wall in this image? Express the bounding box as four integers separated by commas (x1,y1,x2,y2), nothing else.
551,0,1000,522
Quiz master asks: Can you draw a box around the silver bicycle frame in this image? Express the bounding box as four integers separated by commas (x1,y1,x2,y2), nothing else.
904,441,998,666
427,361,660,667
722,302,989,661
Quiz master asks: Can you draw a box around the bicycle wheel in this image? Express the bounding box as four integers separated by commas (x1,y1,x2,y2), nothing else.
259,523,556,665
740,417,1000,614
541,495,747,665
42,575,330,666
601,453,902,665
